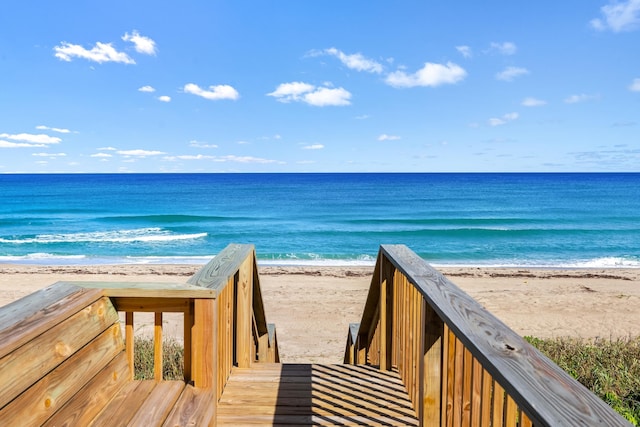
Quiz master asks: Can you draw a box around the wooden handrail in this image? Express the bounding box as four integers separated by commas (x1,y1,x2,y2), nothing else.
347,244,630,426
59,243,278,402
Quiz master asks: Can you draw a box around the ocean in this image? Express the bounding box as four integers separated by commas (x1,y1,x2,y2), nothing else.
0,173,639,268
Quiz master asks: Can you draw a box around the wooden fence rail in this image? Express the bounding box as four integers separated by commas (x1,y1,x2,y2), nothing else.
345,244,630,426
70,244,278,401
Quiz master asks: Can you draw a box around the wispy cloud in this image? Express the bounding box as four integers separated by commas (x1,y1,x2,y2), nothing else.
0,133,61,144
0,140,46,148
158,95,171,102
189,140,219,148
591,0,640,32
117,149,166,156
378,134,401,141
138,85,156,93
385,62,466,88
488,42,517,55
54,41,134,64
488,112,519,126
36,125,72,133
629,78,640,91
564,93,599,104
496,66,529,81
184,83,239,101
122,31,157,55
521,97,547,107
320,48,383,73
32,152,66,157
302,144,324,150
91,152,112,158
267,82,351,106
456,45,472,58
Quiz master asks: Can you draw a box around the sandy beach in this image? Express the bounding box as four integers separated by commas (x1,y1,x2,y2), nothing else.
1,264,638,363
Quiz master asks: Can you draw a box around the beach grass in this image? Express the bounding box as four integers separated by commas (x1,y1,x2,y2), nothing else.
133,337,184,381
526,336,640,425
132,336,640,424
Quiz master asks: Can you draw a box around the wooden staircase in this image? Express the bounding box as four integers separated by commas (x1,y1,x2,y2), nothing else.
216,363,419,426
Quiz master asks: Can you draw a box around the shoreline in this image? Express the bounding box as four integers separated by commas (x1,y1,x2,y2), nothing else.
1,264,638,363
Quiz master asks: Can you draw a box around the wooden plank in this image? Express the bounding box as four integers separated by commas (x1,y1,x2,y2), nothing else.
236,255,253,368
422,301,443,427
0,323,124,426
480,368,492,427
163,385,216,427
505,394,518,427
154,311,163,381
65,281,216,299
379,244,631,426
492,381,505,427
127,381,185,425
192,298,217,389
0,283,102,359
91,380,155,425
126,311,134,380
42,352,130,426
471,357,483,426
111,297,191,313
462,348,473,426
183,301,193,383
187,243,254,292
0,296,120,409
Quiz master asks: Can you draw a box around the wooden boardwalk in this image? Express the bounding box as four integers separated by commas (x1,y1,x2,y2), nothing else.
217,363,419,426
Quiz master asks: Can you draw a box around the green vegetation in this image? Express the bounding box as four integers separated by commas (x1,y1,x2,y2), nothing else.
526,336,640,425
133,337,184,381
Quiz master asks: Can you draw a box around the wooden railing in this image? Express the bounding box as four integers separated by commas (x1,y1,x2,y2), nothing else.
68,243,278,402
345,245,630,426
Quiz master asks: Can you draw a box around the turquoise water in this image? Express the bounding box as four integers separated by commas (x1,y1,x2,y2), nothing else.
0,173,639,267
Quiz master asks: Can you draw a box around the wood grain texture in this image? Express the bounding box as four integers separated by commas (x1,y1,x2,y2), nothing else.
42,352,130,427
163,385,216,427
0,283,102,359
0,296,119,409
0,323,124,426
379,244,631,426
187,243,254,292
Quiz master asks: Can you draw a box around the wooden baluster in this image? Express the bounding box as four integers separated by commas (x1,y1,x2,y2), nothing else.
154,312,163,381
126,311,134,380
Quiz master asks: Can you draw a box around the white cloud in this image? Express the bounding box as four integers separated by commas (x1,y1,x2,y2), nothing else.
158,95,171,102
36,125,71,133
323,48,383,73
564,94,599,104
522,97,547,107
355,115,370,120
267,82,351,106
216,155,278,164
489,42,517,55
488,112,519,126
91,153,112,158
629,78,640,91
98,146,117,151
0,133,61,144
591,0,640,32
54,42,135,64
456,45,472,58
32,152,66,157
122,31,157,55
184,83,239,101
189,140,219,148
0,140,46,148
304,87,351,106
117,149,166,156
385,62,467,88
496,66,529,81
378,134,401,141
138,85,156,93
302,144,324,150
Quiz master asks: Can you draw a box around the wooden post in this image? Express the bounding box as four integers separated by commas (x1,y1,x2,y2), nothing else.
192,298,217,389
421,300,444,426
125,311,134,380
154,312,163,381
235,257,253,368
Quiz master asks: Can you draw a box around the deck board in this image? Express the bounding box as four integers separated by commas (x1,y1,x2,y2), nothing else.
217,363,419,426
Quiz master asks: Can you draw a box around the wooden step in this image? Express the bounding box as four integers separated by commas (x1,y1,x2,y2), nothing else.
217,363,419,426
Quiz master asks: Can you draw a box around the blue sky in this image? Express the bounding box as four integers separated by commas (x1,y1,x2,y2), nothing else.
1,1,639,173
